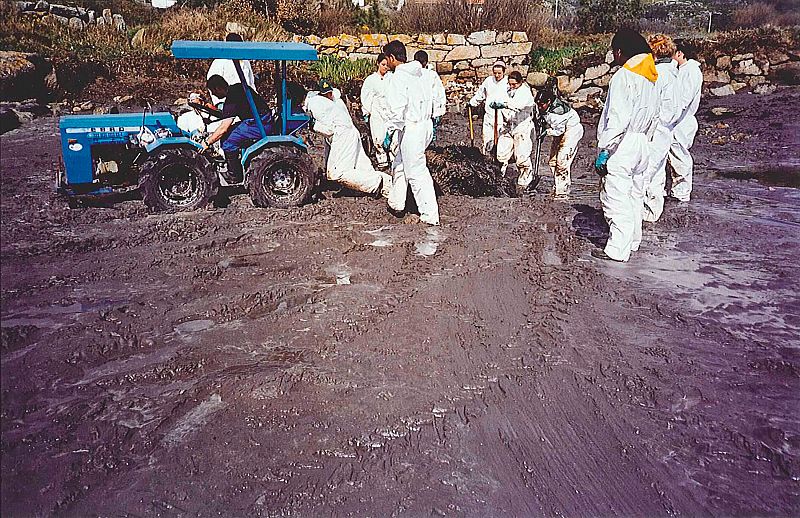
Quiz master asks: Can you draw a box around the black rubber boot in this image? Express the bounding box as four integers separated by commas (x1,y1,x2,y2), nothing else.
223,151,244,184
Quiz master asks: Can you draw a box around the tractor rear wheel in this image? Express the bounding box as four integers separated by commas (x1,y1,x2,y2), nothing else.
247,146,315,208
139,148,219,212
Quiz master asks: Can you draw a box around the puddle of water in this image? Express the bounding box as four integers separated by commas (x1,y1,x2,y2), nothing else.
174,319,215,334
711,166,800,189
415,228,444,257
364,226,395,248
161,394,226,448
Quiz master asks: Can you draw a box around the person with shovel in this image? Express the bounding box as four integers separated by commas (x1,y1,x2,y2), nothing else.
468,60,509,156
487,71,537,197
534,86,584,199
360,53,393,168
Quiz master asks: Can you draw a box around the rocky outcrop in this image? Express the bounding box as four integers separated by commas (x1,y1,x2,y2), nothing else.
0,51,57,101
11,1,126,31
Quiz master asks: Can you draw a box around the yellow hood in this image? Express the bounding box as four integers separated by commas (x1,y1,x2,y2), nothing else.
624,53,658,83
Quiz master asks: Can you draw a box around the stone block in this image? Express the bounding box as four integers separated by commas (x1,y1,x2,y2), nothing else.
340,34,360,47
731,81,747,91
732,53,754,61
350,53,375,61
467,30,496,45
754,83,776,95
703,68,730,84
446,34,466,45
471,58,494,68
571,86,603,102
68,16,85,30
511,31,528,43
425,49,449,62
437,61,453,74
710,84,736,96
584,63,610,81
112,13,125,31
388,34,413,44
593,74,611,88
748,75,767,87
34,0,48,10
605,50,614,64
453,61,471,71
131,28,146,48
320,36,339,47
13,1,35,11
557,74,583,94
716,55,731,69
417,34,433,45
306,35,321,45
480,42,532,59
440,73,457,84
457,69,477,80
50,4,79,18
445,45,480,61
766,50,790,65
526,71,549,87
733,59,761,76
497,31,512,43
432,33,446,44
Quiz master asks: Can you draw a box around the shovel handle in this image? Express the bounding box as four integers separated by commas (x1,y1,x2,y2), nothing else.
468,105,475,146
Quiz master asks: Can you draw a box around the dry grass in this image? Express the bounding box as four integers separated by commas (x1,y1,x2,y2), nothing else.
730,2,800,29
390,0,553,39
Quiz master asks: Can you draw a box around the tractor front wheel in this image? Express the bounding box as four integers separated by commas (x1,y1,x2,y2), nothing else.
139,148,219,212
247,146,315,209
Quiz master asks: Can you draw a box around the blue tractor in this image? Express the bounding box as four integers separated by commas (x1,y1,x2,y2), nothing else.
58,40,318,211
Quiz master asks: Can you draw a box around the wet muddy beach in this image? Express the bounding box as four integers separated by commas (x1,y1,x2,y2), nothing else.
1,87,799,516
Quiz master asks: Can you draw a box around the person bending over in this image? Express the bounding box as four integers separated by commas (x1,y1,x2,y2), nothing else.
535,87,584,198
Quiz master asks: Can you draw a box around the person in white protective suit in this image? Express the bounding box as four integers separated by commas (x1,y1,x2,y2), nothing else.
360,53,393,168
468,61,509,155
593,28,660,263
642,34,680,222
382,40,440,225
206,33,257,108
414,50,447,144
304,79,391,198
668,39,703,203
487,71,537,196
534,86,584,198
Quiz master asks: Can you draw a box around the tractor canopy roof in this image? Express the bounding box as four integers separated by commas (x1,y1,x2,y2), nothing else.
171,40,318,61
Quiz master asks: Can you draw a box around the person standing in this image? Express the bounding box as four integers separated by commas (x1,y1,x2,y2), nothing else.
487,71,536,195
360,53,393,168
593,28,660,262
468,61,509,156
534,87,584,198
304,80,391,198
207,33,257,108
414,50,447,143
642,33,680,222
382,40,440,226
668,39,703,203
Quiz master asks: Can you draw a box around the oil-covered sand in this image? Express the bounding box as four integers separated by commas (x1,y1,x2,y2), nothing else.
1,87,799,516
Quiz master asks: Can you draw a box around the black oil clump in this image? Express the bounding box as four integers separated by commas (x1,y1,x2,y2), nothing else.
426,145,517,198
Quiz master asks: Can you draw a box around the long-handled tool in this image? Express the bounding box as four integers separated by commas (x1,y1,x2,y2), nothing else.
468,105,475,147
531,117,545,189
492,106,499,160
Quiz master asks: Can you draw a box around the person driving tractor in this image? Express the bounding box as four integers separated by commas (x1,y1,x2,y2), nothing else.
202,75,273,183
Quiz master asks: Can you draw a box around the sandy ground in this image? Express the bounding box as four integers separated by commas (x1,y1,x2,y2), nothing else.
1,87,799,516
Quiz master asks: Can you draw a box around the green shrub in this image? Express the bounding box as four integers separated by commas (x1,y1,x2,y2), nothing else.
310,54,374,86
529,40,608,74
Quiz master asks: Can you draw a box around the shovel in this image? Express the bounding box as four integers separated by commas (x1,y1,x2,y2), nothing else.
491,107,499,160
468,105,475,148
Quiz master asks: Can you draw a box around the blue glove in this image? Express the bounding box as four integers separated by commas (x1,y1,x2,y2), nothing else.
595,149,610,177
363,113,370,123
432,115,442,128
489,101,507,109
382,131,393,151
432,124,438,143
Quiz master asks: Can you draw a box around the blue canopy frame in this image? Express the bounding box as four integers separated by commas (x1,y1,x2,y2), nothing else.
171,40,318,137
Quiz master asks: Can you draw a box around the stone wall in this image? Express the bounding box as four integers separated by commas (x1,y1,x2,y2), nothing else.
11,1,127,31
292,30,534,85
